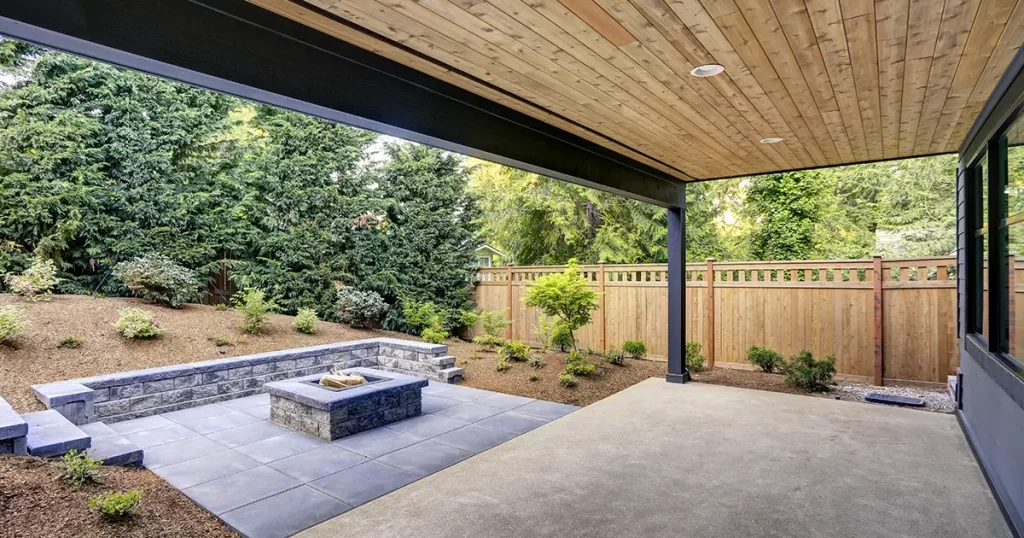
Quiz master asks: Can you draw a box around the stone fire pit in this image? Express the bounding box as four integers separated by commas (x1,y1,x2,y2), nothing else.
265,367,426,441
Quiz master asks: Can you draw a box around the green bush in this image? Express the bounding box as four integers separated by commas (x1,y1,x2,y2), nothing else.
89,489,142,521
214,303,231,311
57,335,83,349
455,309,479,330
60,449,102,490
563,360,595,376
112,254,200,308
472,334,504,350
293,308,320,334
558,372,578,387
496,357,511,372
335,287,387,328
420,318,449,344
527,355,545,369
4,257,59,301
746,345,785,373
402,299,443,334
114,308,162,339
605,349,625,366
529,373,539,382
232,288,280,335
499,340,530,361
532,316,558,351
622,340,647,358
208,334,233,347
686,341,706,373
523,260,598,351
785,350,836,392
479,310,511,339
0,305,26,344
550,323,573,352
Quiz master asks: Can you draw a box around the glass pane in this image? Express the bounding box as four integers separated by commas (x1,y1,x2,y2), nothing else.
1005,114,1024,359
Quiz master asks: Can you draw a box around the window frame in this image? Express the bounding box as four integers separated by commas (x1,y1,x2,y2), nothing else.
966,104,1024,375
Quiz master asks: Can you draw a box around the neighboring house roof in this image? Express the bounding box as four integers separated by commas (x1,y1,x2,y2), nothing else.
474,244,505,258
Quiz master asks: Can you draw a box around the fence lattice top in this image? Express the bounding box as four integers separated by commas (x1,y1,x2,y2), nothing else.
476,257,958,289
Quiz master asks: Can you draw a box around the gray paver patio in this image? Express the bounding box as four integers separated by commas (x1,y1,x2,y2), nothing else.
127,379,578,538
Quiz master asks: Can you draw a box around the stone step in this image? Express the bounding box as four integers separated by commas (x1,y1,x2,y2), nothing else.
22,410,91,458
88,435,144,466
0,397,28,455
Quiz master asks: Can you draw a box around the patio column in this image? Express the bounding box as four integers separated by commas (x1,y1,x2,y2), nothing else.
666,189,691,383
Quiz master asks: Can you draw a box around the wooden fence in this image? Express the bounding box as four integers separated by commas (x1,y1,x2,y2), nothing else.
472,257,963,385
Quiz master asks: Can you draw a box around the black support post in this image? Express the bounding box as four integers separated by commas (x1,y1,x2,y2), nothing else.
666,190,691,383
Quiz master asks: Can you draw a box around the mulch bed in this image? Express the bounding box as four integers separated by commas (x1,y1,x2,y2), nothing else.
0,455,238,538
691,367,808,395
445,340,666,407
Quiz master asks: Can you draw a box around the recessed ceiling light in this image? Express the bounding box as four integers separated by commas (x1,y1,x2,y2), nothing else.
760,137,784,144
690,64,725,77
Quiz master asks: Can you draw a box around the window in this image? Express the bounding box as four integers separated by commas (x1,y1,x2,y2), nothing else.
1003,114,1024,360
966,106,1024,371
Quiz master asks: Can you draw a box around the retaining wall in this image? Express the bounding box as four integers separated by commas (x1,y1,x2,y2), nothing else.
32,338,461,424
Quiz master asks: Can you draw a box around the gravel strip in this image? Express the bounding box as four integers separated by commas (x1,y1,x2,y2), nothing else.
823,381,955,414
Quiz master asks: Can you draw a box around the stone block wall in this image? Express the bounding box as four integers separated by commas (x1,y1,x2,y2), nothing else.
32,338,461,424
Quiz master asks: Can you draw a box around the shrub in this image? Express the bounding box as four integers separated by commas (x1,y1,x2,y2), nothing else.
207,334,232,347
479,310,511,339
550,323,573,352
4,257,59,301
402,299,444,334
57,336,83,349
293,308,320,334
496,357,511,372
558,372,578,387
455,309,479,330
499,340,530,361
114,308,162,339
0,306,26,344
335,287,387,328
523,259,598,352
112,255,200,308
785,350,836,392
686,341,706,373
564,351,583,364
420,320,448,344
232,288,280,335
622,340,647,358
606,349,625,366
563,360,595,376
746,345,785,373
472,334,504,350
60,449,102,490
532,316,558,351
529,374,539,382
527,355,545,369
89,489,142,521
214,303,230,311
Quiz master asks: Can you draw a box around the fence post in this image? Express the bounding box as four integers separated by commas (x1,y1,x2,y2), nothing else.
599,262,607,352
706,258,716,369
506,265,514,340
873,254,884,386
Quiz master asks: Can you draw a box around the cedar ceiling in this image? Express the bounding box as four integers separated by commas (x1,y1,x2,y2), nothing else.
248,0,1024,181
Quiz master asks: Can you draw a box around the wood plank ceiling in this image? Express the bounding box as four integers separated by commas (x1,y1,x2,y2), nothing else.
249,0,1024,181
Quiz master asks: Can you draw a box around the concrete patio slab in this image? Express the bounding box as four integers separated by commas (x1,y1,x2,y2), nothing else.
122,423,198,449
131,382,578,537
420,394,460,414
308,460,417,506
221,393,271,410
298,380,1011,538
331,427,423,459
514,400,578,420
221,485,352,538
475,411,548,435
473,392,534,410
434,401,505,422
375,440,472,477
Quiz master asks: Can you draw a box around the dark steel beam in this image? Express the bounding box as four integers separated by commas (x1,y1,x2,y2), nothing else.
665,191,690,384
0,0,688,207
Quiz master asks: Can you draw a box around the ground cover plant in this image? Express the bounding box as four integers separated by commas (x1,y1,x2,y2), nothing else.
59,449,102,490
622,340,647,358
57,335,83,349
293,308,320,334
0,305,25,343
4,258,59,301
114,308,162,339
89,489,143,521
499,340,530,361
